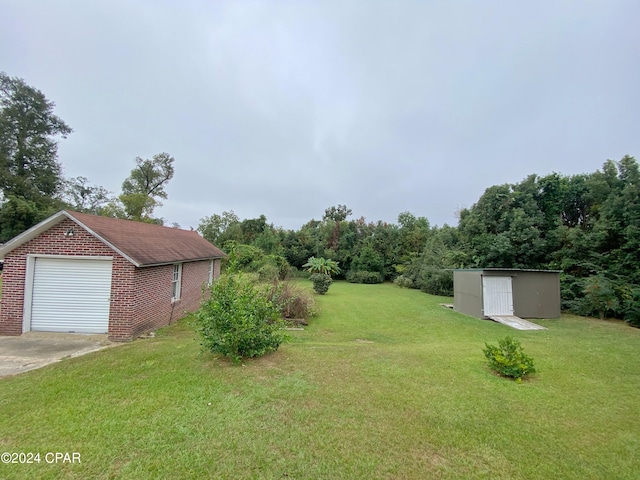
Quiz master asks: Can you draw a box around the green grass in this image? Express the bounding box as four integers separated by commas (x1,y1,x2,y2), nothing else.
1,281,639,479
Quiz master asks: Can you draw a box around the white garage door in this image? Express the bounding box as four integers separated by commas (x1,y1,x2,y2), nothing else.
482,276,514,316
30,257,113,333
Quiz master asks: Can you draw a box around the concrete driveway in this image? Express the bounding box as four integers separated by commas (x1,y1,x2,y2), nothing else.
0,332,115,377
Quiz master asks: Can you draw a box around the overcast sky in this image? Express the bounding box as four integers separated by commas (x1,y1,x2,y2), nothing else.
2,1,639,230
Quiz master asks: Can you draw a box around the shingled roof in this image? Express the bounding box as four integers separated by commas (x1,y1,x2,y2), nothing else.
0,210,225,267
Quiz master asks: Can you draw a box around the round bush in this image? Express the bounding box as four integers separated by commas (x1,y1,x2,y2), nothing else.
310,273,332,295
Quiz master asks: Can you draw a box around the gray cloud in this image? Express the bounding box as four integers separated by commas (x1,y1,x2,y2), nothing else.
2,0,639,230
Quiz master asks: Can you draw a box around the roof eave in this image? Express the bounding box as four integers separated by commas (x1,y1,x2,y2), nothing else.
0,211,68,260
138,255,226,268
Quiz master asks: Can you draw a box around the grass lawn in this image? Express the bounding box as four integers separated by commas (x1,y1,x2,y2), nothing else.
1,281,639,479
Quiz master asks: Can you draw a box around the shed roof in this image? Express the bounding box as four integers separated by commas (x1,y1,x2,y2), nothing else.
0,210,225,267
454,268,562,273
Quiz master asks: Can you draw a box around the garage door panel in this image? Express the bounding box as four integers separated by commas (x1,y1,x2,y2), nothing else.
31,258,112,333
482,276,514,316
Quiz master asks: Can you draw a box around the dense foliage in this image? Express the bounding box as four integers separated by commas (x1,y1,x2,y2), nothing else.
625,289,640,328
346,270,384,284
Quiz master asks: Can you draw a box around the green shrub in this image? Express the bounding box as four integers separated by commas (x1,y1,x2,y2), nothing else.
287,266,304,279
262,254,291,280
350,244,384,274
195,273,287,364
580,275,619,320
483,336,536,382
309,273,332,295
224,242,291,280
258,264,280,282
559,273,584,312
227,242,265,270
346,270,384,284
417,268,453,296
394,274,414,289
624,288,640,328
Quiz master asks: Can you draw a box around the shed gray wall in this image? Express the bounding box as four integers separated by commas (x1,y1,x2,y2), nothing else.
453,270,483,317
453,269,561,319
511,271,560,318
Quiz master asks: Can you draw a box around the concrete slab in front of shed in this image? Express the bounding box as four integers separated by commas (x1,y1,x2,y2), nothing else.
487,315,546,330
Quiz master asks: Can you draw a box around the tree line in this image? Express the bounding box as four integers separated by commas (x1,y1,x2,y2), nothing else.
2,72,638,326
197,161,640,326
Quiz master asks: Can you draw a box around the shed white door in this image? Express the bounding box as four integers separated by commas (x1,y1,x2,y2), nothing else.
30,257,113,333
482,276,514,316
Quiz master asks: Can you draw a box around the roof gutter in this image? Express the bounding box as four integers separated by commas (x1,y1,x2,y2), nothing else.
137,256,226,268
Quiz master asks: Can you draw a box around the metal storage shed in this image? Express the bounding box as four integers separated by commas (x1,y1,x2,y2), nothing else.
453,268,561,322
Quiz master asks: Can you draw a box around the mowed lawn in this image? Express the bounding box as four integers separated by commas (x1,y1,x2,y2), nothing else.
1,282,639,479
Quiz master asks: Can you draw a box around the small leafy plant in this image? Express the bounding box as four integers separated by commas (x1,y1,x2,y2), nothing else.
302,256,341,276
303,256,340,294
483,336,536,382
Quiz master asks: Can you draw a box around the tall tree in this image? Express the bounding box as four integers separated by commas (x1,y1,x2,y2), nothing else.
323,204,353,251
61,176,114,214
239,215,268,243
0,72,72,200
198,210,241,246
397,211,431,261
117,152,175,222
323,204,352,222
0,72,72,241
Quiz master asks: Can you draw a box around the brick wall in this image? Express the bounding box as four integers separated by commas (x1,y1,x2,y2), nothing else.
108,256,136,341
0,218,222,341
131,264,174,339
0,249,27,336
130,259,219,339
179,259,211,313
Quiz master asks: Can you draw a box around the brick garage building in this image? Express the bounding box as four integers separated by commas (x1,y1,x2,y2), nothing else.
0,210,225,341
